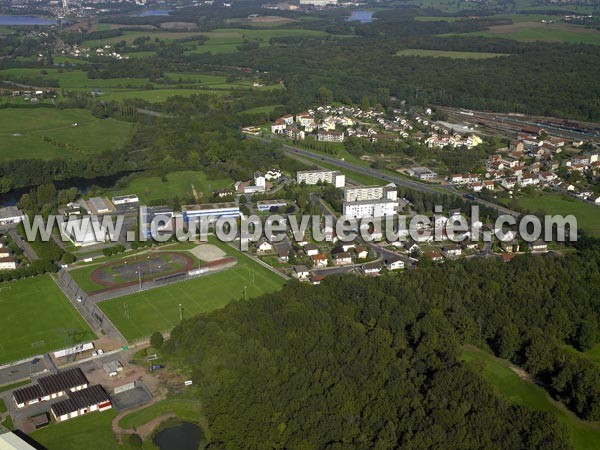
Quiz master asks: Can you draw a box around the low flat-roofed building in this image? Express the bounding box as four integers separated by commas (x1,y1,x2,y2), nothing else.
183,203,240,223
14,368,88,408
60,217,116,247
256,199,288,212
0,430,39,450
51,385,112,423
406,167,437,181
112,194,139,211
0,206,25,226
87,197,113,215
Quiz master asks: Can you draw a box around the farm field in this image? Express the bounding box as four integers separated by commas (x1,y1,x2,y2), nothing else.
106,170,232,203
0,108,133,161
0,275,96,365
515,192,600,237
0,68,269,101
241,104,283,115
461,346,600,450
396,48,509,59
100,240,285,340
451,21,600,45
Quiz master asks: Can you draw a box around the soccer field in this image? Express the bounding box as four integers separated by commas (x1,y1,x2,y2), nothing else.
100,245,285,340
0,276,96,365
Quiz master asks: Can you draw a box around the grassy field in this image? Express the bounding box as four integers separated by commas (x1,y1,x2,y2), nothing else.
106,170,232,203
451,21,600,45
396,48,509,58
0,67,271,102
462,346,600,450
0,108,133,161
0,276,96,364
183,28,329,55
515,192,600,237
100,240,285,340
241,104,283,115
118,398,202,429
30,409,144,450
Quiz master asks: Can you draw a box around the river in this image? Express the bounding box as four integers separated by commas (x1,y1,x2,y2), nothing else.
0,15,56,26
346,11,374,23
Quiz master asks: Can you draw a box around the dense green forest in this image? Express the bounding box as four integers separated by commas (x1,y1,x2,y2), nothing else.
166,245,600,448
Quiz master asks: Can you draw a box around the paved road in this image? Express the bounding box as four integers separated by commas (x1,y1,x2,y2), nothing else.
8,229,39,261
254,136,522,219
54,269,127,344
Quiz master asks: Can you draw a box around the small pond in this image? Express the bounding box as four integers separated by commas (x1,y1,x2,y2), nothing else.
153,422,203,450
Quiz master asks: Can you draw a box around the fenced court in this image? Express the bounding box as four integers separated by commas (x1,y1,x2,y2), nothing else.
0,275,96,365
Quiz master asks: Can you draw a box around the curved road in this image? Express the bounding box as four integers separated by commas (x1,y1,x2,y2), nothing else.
261,138,521,218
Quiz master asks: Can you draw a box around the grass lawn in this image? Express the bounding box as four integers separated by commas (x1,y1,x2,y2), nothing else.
30,409,140,450
118,398,201,429
0,276,96,365
99,239,285,340
396,48,509,59
0,379,30,393
0,108,133,161
516,192,600,237
106,170,232,203
461,345,600,450
241,104,283,115
450,21,600,45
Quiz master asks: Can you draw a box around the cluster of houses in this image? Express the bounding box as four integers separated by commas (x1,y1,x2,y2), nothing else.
448,126,599,197
425,133,483,149
59,43,128,60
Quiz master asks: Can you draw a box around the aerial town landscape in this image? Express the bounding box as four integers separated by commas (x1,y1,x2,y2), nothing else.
0,0,599,448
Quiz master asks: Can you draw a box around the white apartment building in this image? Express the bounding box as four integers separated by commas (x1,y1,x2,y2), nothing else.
297,170,346,188
343,184,399,219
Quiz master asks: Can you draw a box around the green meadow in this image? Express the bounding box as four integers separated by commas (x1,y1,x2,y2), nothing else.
515,192,600,237
0,108,133,161
462,346,600,450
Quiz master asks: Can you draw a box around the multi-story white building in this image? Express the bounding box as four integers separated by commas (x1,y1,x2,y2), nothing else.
343,184,397,202
343,184,399,219
297,170,345,188
183,203,240,223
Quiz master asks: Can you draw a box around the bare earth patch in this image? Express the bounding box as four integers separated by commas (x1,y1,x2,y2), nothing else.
189,244,226,262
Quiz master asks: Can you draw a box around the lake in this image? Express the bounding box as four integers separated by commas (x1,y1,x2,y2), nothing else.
153,422,203,450
347,11,374,23
0,15,56,26
135,10,172,17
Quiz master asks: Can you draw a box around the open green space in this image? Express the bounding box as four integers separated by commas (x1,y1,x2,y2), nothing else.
514,192,600,237
461,346,600,450
241,104,283,115
107,170,232,203
450,21,600,45
100,239,285,340
396,48,509,59
0,275,96,364
0,108,133,161
30,409,142,450
118,398,202,429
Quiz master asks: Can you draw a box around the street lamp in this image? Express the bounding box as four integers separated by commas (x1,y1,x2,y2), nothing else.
179,303,183,322
136,265,142,291
244,285,247,301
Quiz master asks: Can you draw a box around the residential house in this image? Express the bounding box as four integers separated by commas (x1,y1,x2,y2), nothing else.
355,245,369,259
385,255,405,270
333,252,352,266
256,239,273,253
403,240,420,255
311,253,329,268
529,240,548,252
442,244,462,258
292,265,310,279
501,240,520,253
304,243,319,257
362,261,382,276
424,251,444,262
